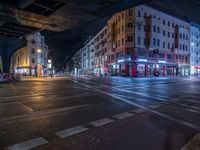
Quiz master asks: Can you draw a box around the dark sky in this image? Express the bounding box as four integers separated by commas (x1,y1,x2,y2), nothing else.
44,0,200,69
152,0,200,23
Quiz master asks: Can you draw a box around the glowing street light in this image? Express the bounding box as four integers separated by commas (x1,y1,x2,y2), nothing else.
37,49,42,53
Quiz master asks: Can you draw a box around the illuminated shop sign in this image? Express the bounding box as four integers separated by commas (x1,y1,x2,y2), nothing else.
138,59,148,62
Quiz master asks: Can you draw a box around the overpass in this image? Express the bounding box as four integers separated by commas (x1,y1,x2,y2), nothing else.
0,0,154,73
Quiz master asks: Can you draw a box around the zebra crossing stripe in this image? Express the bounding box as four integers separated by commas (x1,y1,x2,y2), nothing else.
55,126,88,138
6,137,48,150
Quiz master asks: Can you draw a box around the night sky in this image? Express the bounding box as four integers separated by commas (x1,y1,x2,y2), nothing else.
44,0,200,70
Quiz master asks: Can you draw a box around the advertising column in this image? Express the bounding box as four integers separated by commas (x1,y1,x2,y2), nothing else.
0,56,3,81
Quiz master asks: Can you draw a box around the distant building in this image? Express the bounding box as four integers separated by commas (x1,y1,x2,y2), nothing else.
82,36,95,75
11,32,48,76
190,22,200,76
94,26,108,77
73,48,83,76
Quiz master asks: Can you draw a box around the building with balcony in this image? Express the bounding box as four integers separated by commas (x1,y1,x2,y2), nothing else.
133,4,190,77
190,22,200,76
106,4,190,77
73,4,194,77
11,32,48,76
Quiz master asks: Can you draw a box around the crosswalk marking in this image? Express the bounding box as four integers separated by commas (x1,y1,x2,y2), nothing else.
90,118,114,127
6,137,48,150
113,112,134,119
55,126,88,138
131,108,147,114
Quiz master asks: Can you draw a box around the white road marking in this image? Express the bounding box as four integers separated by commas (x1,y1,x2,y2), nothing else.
16,102,34,112
113,112,134,119
132,108,147,114
6,137,48,150
0,104,92,124
90,118,114,127
113,93,147,102
55,126,88,138
68,77,200,131
181,133,200,150
149,105,160,109
183,99,200,104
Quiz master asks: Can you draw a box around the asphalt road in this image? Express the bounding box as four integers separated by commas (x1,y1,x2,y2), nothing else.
0,76,200,150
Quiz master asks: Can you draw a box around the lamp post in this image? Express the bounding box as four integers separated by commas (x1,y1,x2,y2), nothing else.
36,48,42,77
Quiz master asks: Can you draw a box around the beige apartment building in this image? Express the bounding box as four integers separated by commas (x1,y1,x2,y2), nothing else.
11,32,48,76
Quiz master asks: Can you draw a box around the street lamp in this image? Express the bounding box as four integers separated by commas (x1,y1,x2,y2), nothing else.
37,49,42,53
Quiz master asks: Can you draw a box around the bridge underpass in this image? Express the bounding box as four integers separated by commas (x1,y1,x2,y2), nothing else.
0,0,199,73
0,0,153,73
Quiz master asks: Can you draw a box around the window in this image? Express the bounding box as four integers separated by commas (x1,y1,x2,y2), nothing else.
118,28,120,34
180,33,182,39
137,10,141,17
167,54,171,60
168,21,170,27
163,41,165,48
183,34,185,40
153,38,156,46
163,19,165,25
153,25,156,32
144,12,147,18
172,43,175,48
31,48,35,54
122,38,124,45
157,39,160,46
172,33,175,38
128,9,133,16
138,36,141,45
128,23,133,27
122,25,124,32
157,27,160,33
138,24,141,30
172,23,175,28
127,36,133,41
122,13,124,19
168,43,170,49
31,39,35,44
168,32,170,38
32,58,35,64
163,30,165,36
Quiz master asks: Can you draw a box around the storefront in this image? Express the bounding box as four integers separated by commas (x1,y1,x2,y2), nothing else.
191,66,200,76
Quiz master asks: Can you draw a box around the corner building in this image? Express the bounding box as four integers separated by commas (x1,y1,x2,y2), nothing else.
106,4,190,77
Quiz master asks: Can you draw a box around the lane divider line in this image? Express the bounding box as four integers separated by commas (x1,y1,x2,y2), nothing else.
6,137,48,150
